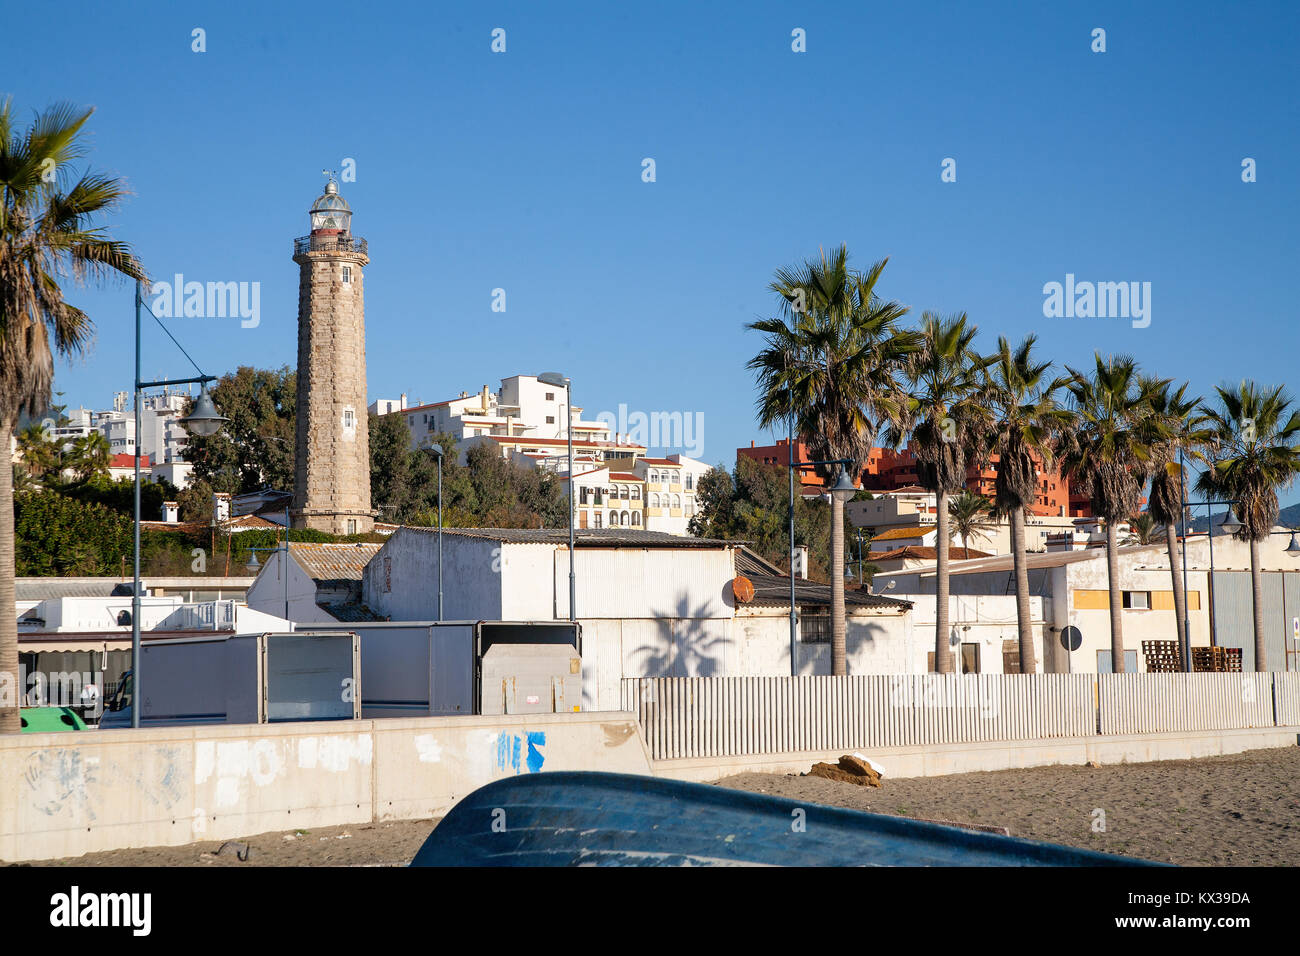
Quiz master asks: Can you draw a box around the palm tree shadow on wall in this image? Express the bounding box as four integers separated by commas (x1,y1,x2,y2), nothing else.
633,593,731,678
802,615,892,675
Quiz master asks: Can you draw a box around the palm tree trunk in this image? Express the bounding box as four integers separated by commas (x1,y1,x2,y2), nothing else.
1106,521,1124,672
1010,506,1035,673
830,495,846,676
934,489,954,673
1250,537,1266,672
1165,523,1188,668
0,438,20,733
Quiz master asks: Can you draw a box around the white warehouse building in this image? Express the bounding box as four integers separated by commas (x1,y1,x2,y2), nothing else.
360,527,914,709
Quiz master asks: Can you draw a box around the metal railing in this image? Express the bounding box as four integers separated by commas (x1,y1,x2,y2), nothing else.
293,234,368,256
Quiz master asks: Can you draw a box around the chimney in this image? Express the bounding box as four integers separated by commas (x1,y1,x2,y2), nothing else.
400,392,407,410
213,492,231,523
793,545,809,580
750,440,755,447
481,384,490,411
163,501,179,524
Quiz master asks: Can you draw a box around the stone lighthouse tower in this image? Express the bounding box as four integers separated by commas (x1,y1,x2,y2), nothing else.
291,175,375,534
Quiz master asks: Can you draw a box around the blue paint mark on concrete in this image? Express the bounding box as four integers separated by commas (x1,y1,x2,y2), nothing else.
495,731,548,775
525,732,546,773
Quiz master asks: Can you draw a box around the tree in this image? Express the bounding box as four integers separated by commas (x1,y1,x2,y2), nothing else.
15,421,57,479
65,430,110,482
946,489,997,556
687,465,734,538
983,335,1073,672
749,247,913,674
1195,382,1300,672
1060,355,1162,673
182,365,295,494
688,458,845,582
1143,380,1210,660
889,312,987,673
370,411,417,522
0,100,145,733
1123,513,1160,546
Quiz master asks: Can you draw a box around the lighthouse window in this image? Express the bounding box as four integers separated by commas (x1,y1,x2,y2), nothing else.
342,266,352,284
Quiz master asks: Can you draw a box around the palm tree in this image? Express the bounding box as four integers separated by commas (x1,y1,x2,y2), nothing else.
1142,380,1210,660
0,100,144,733
946,489,996,556
1195,382,1300,672
67,430,111,482
15,421,58,479
1122,513,1161,546
983,335,1073,672
1060,355,1163,673
888,312,988,673
749,247,913,675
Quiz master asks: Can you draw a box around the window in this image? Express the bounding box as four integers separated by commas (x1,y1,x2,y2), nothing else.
620,486,629,500
546,416,555,424
346,519,357,535
631,486,641,500
580,488,589,505
685,474,694,490
342,265,352,284
961,643,980,674
651,494,660,508
545,392,555,401
621,511,630,526
631,512,641,527
1122,591,1151,609
673,494,681,509
801,612,830,644
610,511,619,527
594,512,602,528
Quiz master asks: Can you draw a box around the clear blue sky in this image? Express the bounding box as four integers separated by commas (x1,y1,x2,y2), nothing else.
6,0,1298,504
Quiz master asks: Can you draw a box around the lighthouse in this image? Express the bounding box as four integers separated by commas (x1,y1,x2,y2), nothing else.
291,175,376,534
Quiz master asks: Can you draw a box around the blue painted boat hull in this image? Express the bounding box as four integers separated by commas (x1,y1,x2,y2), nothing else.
410,771,1160,867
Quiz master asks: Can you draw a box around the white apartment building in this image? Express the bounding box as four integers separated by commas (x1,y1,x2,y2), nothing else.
372,376,642,468
40,389,197,488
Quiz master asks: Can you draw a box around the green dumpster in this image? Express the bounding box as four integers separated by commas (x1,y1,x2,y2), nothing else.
19,707,87,733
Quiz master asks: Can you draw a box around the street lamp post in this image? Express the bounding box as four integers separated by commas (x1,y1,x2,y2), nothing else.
786,452,858,675
429,443,444,621
539,373,575,621
131,280,227,728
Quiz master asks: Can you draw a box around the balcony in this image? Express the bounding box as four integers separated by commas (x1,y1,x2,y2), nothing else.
294,235,368,257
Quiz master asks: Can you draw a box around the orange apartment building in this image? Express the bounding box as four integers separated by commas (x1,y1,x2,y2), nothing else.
738,438,1087,517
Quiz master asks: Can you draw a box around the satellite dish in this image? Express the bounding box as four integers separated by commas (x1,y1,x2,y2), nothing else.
731,576,755,603
1059,625,1082,652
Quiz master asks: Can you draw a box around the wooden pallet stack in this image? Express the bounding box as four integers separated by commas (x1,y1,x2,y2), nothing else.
1190,646,1244,672
1142,640,1182,672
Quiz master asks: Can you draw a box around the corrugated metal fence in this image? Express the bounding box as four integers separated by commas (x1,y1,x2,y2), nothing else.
1274,673,1300,728
621,673,1300,762
1097,673,1274,735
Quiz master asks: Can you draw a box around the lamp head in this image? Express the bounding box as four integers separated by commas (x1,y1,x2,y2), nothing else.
830,467,858,503
180,385,228,438
244,551,261,574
